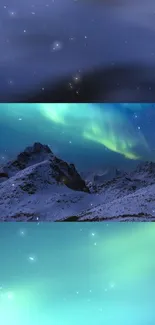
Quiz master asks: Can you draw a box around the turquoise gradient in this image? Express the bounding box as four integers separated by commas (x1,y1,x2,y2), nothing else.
0,222,154,325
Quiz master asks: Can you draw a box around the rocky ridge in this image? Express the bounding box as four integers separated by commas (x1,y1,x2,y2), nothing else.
0,143,155,221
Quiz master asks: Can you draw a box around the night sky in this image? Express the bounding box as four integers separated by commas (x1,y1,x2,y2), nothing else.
1,0,155,102
0,222,154,325
0,103,155,171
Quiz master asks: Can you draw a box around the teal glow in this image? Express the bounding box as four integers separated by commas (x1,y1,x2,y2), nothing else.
0,103,155,169
0,223,154,325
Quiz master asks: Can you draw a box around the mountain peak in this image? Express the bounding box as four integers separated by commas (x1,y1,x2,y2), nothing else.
4,142,53,173
0,142,89,194
24,142,52,155
0,143,155,221
135,161,155,173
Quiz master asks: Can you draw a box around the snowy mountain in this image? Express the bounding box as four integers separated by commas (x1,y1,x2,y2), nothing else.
0,143,155,221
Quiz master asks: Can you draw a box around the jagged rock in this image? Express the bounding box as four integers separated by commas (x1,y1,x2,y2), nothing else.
0,147,155,221
0,142,89,193
134,161,155,174
0,172,9,178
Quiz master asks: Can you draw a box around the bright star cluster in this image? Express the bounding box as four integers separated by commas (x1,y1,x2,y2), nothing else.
0,0,155,101
0,222,154,325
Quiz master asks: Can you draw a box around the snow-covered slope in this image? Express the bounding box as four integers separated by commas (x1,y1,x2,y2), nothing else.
0,143,155,221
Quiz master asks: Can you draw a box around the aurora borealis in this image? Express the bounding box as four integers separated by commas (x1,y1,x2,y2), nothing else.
0,103,155,170
0,222,154,325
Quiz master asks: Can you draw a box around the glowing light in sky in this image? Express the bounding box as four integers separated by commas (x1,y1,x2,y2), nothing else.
0,103,155,168
40,103,150,160
0,223,155,325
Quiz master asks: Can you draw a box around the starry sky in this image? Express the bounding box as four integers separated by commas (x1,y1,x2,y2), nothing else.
0,103,155,171
0,222,155,325
1,0,155,102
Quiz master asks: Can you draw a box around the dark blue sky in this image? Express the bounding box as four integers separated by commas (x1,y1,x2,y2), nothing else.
0,103,155,171
0,0,155,101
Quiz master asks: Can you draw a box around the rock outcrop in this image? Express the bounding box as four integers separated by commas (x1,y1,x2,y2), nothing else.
0,146,155,221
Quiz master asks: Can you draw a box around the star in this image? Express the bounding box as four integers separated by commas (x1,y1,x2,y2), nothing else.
19,229,26,236
28,255,37,262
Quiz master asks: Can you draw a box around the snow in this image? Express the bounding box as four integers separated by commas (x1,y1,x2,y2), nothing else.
0,143,155,221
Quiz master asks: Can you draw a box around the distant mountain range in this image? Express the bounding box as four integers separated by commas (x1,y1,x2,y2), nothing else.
0,142,155,221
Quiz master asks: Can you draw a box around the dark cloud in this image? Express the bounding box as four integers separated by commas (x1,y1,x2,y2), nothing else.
15,64,155,103
0,0,155,102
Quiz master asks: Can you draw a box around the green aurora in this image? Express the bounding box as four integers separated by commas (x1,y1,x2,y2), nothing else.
0,103,154,169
